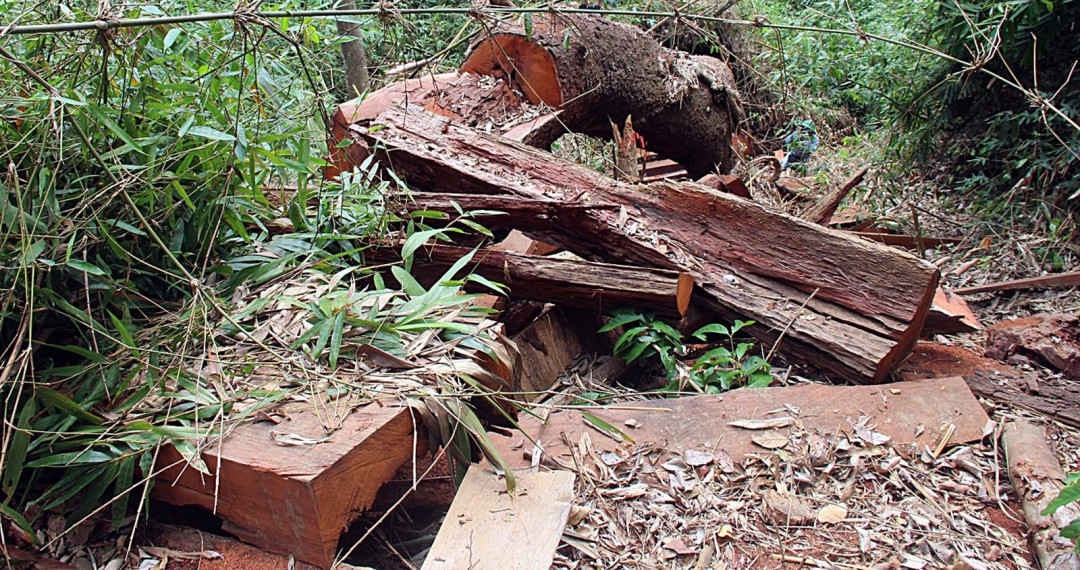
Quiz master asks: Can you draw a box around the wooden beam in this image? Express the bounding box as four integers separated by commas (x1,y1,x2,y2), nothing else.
490,376,989,470
367,244,694,318
352,106,940,382
1003,421,1080,569
421,464,575,570
955,270,1080,294
401,192,618,233
802,166,868,224
153,399,416,568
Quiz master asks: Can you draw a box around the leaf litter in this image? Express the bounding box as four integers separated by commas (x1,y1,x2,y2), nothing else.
545,357,1044,569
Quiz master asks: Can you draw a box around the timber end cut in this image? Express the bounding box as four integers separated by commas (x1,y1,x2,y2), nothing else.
461,13,743,176
153,401,416,568
352,105,939,383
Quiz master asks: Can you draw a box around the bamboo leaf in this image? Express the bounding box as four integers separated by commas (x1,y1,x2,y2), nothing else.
36,386,104,425
391,265,427,297
2,398,35,498
1043,480,1080,516
582,412,635,444
27,450,114,467
66,259,108,276
0,504,37,546
187,125,236,142
400,228,446,265
85,104,146,154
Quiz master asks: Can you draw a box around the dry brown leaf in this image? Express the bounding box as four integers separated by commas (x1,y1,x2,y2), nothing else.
761,490,814,524
751,432,789,449
816,503,848,524
728,417,794,430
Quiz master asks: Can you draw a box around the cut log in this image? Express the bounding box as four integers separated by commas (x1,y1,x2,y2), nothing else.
1002,421,1080,569
352,106,940,382
956,270,1080,294
462,13,742,176
367,243,695,318
802,166,868,224
153,399,416,568
421,464,575,570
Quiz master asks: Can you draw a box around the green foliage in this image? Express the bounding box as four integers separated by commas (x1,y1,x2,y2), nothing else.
688,320,773,392
599,310,773,393
749,0,1078,211
752,0,940,128
0,0,506,538
917,0,1080,207
1042,473,1080,551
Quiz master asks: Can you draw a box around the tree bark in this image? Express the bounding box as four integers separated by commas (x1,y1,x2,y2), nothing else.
400,192,618,232
336,0,369,99
461,13,743,177
367,244,694,318
327,15,744,179
351,106,940,382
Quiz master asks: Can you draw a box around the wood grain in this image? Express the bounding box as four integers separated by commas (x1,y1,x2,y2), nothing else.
353,106,940,382
422,464,575,570
153,399,417,568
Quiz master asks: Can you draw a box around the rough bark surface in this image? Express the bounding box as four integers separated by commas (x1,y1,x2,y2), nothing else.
366,243,694,317
352,106,940,382
335,0,369,98
461,13,743,176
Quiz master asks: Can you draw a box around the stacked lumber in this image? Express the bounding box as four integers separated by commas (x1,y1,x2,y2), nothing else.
349,106,939,383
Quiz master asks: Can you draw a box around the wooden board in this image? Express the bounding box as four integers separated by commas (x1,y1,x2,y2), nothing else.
898,342,1080,428
422,464,575,570
153,400,417,568
490,376,990,471
956,270,1080,294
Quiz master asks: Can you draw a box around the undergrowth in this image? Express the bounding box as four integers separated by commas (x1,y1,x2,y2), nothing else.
0,0,497,553
600,310,773,394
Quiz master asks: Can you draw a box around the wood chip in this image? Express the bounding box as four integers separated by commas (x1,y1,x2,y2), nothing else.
817,504,848,524
728,417,794,430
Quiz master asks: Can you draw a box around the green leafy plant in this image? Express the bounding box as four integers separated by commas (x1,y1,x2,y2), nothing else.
689,319,773,392
600,310,685,377
599,310,773,394
1042,473,1080,551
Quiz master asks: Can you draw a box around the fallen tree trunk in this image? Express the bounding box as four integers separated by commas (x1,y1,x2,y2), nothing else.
367,243,694,317
461,13,742,176
328,15,743,179
352,106,940,382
